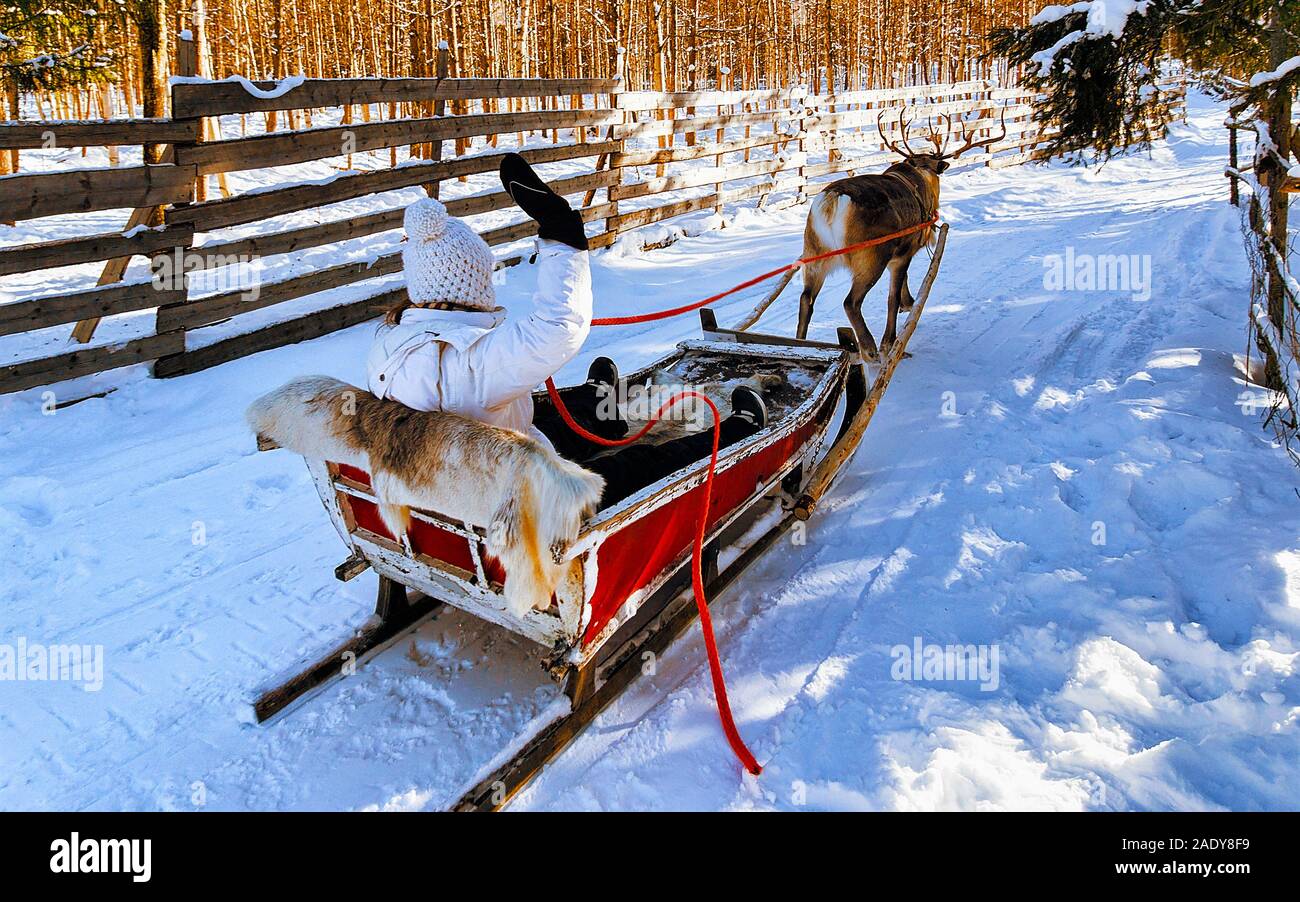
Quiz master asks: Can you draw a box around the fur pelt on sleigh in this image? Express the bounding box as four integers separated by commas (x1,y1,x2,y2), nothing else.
246,376,604,618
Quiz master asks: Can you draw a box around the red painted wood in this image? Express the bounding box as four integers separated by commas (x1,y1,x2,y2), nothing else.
331,409,820,643
336,463,506,584
580,421,813,645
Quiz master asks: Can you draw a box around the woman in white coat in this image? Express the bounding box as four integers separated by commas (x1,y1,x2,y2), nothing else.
367,154,766,507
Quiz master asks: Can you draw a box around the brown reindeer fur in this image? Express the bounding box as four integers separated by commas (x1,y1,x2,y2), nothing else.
799,157,943,358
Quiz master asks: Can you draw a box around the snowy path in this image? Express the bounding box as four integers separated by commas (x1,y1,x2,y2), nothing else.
3,94,1298,810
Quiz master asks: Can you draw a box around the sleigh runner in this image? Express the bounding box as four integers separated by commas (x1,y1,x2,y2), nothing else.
251,224,947,810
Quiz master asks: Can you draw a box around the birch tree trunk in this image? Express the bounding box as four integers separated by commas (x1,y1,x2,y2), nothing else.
137,0,169,163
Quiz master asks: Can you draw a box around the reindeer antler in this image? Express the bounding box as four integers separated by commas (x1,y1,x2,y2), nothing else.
927,113,953,155
876,108,911,158
878,106,926,158
946,106,1008,159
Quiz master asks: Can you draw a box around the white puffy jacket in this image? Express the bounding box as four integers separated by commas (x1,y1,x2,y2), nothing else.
366,240,592,447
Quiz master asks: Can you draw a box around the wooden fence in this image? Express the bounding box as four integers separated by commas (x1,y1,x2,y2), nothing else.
1226,101,1300,457
0,49,1187,398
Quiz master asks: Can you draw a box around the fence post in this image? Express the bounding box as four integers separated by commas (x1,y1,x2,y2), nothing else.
148,30,202,372
426,41,450,199
70,30,198,346
794,83,809,208
757,92,777,210
605,46,627,246
1228,123,1240,208
168,33,200,210
1260,10,1294,393
718,66,733,217
984,80,995,169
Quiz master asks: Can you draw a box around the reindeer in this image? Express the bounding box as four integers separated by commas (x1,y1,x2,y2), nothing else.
796,106,1006,359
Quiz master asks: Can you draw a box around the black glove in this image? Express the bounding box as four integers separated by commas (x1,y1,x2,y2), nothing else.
500,152,589,250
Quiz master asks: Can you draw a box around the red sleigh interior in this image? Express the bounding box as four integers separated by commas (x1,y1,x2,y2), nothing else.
317,339,846,663
578,419,817,644
333,402,822,648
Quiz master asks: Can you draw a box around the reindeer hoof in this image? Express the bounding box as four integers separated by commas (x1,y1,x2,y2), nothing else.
881,343,912,360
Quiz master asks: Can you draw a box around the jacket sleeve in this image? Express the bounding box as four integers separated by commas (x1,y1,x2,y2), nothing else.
462,240,593,411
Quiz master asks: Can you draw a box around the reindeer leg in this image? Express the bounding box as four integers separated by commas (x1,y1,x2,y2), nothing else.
896,257,917,311
797,263,828,341
882,260,909,353
844,262,886,361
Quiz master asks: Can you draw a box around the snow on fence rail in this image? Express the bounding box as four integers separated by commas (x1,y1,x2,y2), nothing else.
1225,108,1300,455
0,72,1187,397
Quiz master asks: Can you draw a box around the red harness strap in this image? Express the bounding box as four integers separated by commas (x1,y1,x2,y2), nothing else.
545,212,939,776
589,212,938,326
545,380,760,775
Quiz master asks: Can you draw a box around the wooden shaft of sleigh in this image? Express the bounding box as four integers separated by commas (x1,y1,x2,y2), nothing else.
794,222,949,520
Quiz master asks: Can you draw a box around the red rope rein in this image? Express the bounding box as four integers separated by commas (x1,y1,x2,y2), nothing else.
589,212,938,327
546,212,939,776
545,380,760,774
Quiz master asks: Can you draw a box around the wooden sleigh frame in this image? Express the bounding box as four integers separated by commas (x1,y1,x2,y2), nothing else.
252,224,949,810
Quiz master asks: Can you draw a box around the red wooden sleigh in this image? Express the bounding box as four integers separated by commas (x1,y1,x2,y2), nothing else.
251,225,948,810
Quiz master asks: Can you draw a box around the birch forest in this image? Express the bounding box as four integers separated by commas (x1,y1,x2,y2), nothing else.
4,0,1038,122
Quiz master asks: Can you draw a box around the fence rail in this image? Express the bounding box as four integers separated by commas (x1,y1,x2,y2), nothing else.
0,164,198,222
0,63,1187,398
0,118,201,149
170,77,622,118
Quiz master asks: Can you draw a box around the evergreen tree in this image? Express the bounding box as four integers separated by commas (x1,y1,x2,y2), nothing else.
1,1,116,95
988,0,1298,162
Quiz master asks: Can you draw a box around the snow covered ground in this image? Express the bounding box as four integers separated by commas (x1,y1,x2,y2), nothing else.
3,91,1299,811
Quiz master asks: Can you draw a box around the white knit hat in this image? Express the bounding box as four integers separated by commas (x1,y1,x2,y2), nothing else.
402,198,496,309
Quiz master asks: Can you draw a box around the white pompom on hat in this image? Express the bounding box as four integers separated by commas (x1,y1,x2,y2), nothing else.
402,197,496,310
